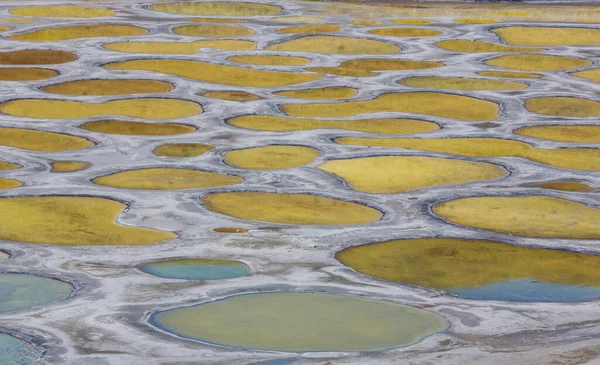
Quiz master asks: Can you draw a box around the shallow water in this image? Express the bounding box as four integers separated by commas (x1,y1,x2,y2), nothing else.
228,115,438,134
49,161,90,173
225,145,320,170
486,54,590,71
151,293,447,352
399,76,527,91
452,280,600,302
0,196,175,246
1,99,202,119
227,55,310,66
203,91,260,101
274,87,356,100
0,333,42,365
433,196,600,239
0,274,72,313
139,258,250,280
537,181,595,192
41,79,174,96
0,128,93,152
319,155,507,193
106,60,320,87
10,5,115,18
0,179,22,189
148,2,281,16
1,0,600,363
152,143,215,157
11,24,148,41
104,40,256,54
80,121,195,136
493,27,600,46
93,168,243,190
282,92,499,120
203,192,382,225
337,238,600,302
525,97,600,117
266,36,400,54
0,49,76,64
0,68,58,81
336,137,600,171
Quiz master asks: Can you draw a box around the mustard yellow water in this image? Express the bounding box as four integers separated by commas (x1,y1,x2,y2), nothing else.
0,18,32,23
188,18,244,23
525,97,600,117
41,79,174,96
203,91,260,101
228,115,439,134
148,2,282,16
319,156,507,193
0,127,93,151
81,121,195,136
172,25,254,37
305,66,376,77
277,24,341,34
153,144,215,157
335,137,600,171
105,60,321,87
0,179,22,189
0,161,20,170
477,71,540,79
49,161,90,173
0,68,58,81
454,18,500,24
9,6,116,18
151,293,447,352
336,238,600,289
352,20,382,25
515,125,600,143
538,181,595,192
11,24,148,41
93,168,243,190
339,59,443,71
203,192,382,225
0,196,175,245
274,87,356,100
266,36,400,55
493,27,600,46
227,55,310,66
391,19,432,25
0,99,202,119
213,227,248,233
0,49,76,64
571,69,600,83
271,16,323,22
369,28,442,37
433,196,600,239
281,92,499,121
399,76,527,91
104,40,256,54
486,54,590,71
436,40,539,53
225,145,320,170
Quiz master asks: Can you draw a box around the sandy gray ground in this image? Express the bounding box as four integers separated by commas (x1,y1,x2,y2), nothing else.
0,1,598,364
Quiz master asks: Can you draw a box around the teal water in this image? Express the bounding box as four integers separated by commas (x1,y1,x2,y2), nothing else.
0,274,72,313
451,279,600,302
139,258,250,280
0,333,41,365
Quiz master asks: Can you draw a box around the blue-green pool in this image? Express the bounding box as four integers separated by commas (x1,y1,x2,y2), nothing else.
139,258,250,280
0,273,72,313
